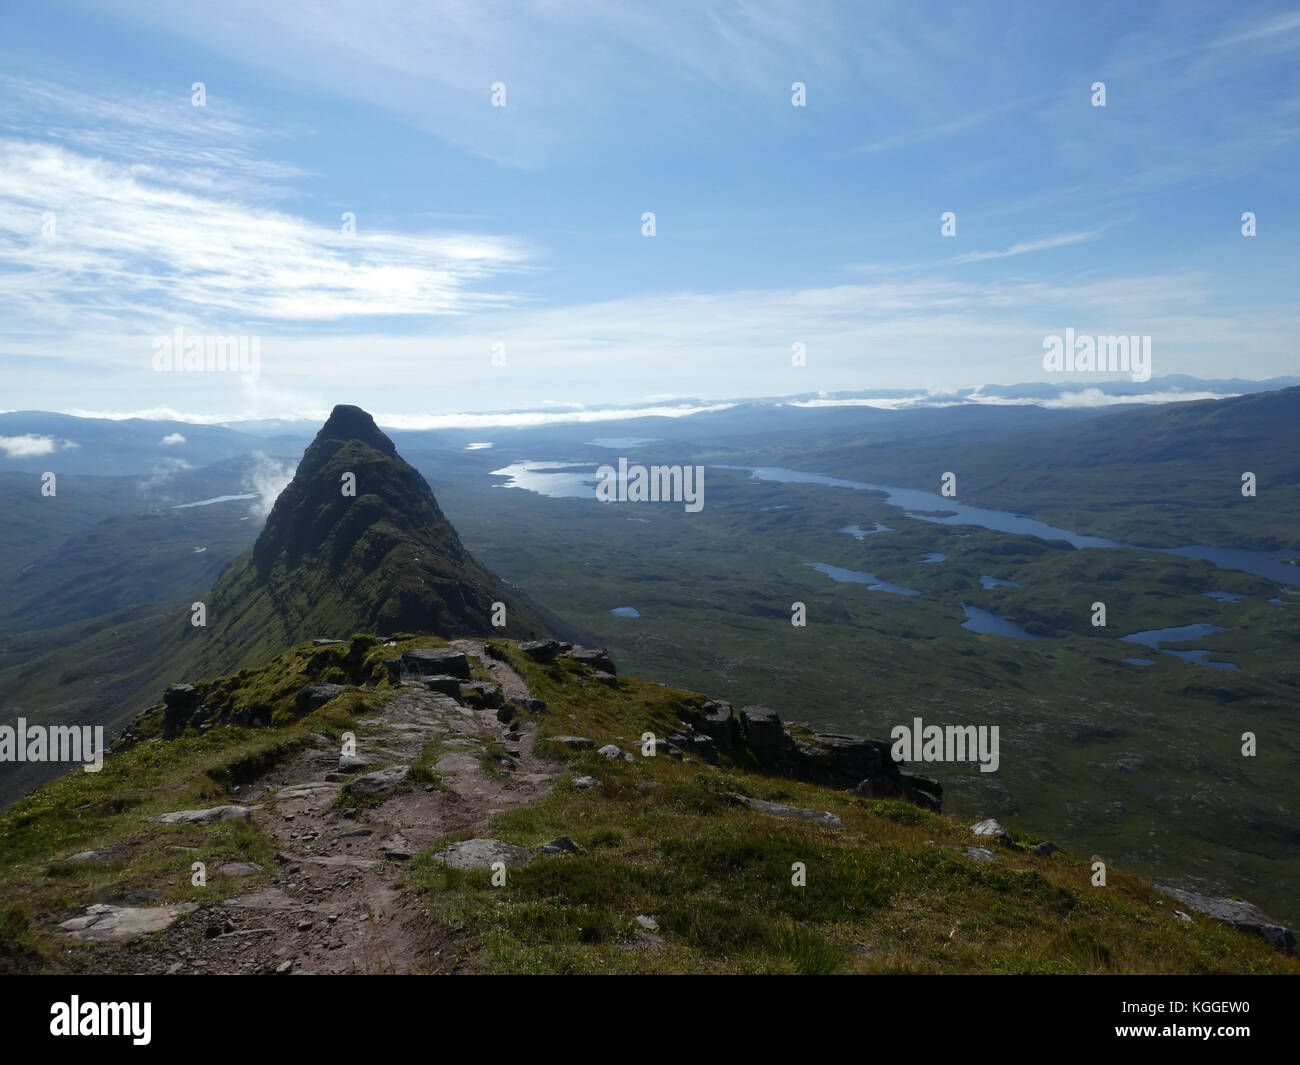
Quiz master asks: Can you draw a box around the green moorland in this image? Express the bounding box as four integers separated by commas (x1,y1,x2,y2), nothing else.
0,636,384,973
775,386,1300,554
0,635,1293,974
429,458,1300,930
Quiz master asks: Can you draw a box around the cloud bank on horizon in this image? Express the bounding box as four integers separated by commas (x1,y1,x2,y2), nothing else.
1,1,1297,421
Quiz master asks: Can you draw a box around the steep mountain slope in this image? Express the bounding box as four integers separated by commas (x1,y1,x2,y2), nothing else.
165,404,550,682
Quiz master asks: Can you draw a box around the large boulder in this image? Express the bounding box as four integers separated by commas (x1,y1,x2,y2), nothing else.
563,647,617,674
739,706,786,764
901,773,943,811
296,683,345,714
460,680,503,709
400,648,470,679
518,639,565,662
669,729,718,764
1157,885,1295,954
162,684,202,738
791,731,891,787
695,700,736,750
422,675,463,698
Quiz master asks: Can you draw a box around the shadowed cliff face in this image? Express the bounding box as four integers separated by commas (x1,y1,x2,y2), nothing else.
191,405,547,674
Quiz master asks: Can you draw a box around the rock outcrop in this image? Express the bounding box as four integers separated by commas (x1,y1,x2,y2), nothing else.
680,700,943,811
399,648,471,679
161,684,202,738
1157,884,1295,954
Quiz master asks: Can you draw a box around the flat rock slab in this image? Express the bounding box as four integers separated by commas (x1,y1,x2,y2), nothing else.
62,849,116,864
434,838,534,870
734,795,844,830
285,854,380,870
217,862,264,878
964,847,997,862
274,782,341,814
152,805,262,825
563,647,617,674
57,902,197,943
276,782,341,803
552,735,594,750
434,752,480,774
1157,884,1295,953
224,888,315,912
344,766,410,794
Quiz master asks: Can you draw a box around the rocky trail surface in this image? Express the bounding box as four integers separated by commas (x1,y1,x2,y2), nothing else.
53,641,557,974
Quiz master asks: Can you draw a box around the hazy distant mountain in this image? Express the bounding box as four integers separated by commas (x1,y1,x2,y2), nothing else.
0,411,306,476
5,375,1295,477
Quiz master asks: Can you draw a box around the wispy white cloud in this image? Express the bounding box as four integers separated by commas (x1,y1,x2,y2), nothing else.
50,403,739,430
136,456,191,498
0,140,530,326
945,230,1103,265
7,263,1292,421
0,433,77,457
81,0,886,166
785,389,1238,412
848,97,1034,157
0,72,308,198
1032,388,1236,409
244,451,297,517
1209,10,1300,51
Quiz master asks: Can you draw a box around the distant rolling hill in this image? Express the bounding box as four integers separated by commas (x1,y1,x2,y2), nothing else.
797,386,1300,553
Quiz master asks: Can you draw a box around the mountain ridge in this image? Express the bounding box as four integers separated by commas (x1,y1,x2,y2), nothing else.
0,631,1293,974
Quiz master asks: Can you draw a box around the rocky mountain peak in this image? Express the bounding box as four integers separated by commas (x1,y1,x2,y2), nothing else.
314,404,397,457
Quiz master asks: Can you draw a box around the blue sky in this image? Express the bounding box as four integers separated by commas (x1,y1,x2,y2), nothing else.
1,0,1297,425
